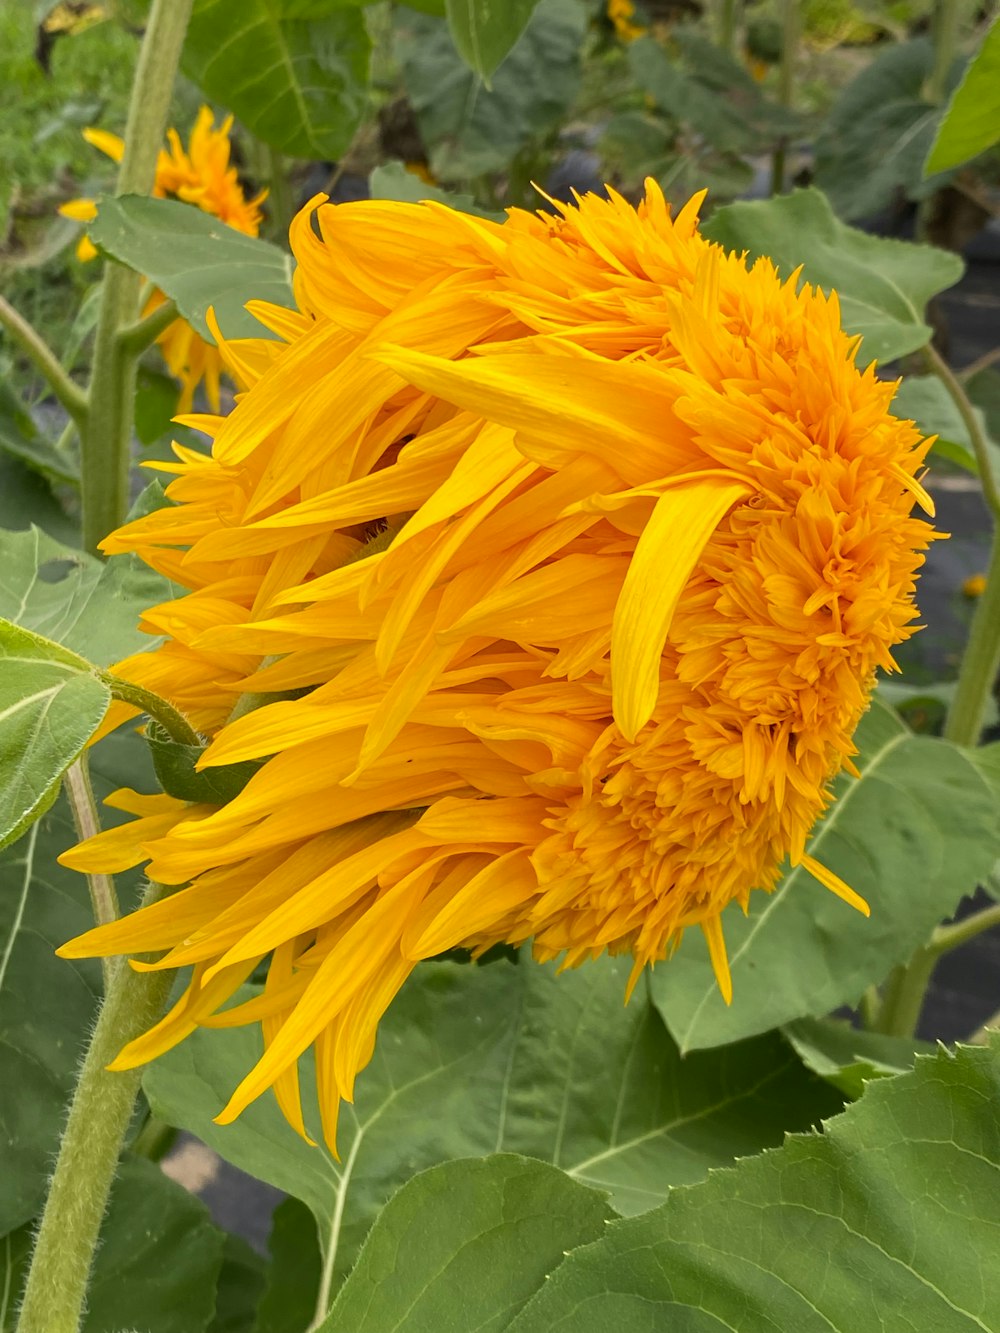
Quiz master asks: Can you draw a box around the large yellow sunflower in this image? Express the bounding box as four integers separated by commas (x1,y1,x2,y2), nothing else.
59,107,266,412
59,182,934,1149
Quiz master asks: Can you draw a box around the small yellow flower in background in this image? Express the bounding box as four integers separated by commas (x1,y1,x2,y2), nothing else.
58,181,934,1149
963,573,987,597
59,107,266,412
607,0,645,42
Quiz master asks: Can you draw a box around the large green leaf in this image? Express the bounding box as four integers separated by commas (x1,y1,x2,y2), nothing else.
650,701,1000,1051
90,195,296,340
444,0,543,80
1,1157,226,1333
0,453,77,547
508,1041,1000,1331
892,373,1000,478
254,1197,323,1333
0,621,109,850
703,187,964,364
926,17,1000,173
0,522,172,667
208,1232,268,1333
321,1155,614,1333
0,729,153,1233
144,955,839,1316
182,0,371,160
814,38,954,220
396,0,586,182
782,1017,934,1100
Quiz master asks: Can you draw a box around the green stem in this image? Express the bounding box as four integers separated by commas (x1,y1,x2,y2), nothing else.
857,984,881,1030
715,0,742,55
944,531,1000,745
117,298,178,356
0,295,89,426
15,885,174,1333
81,0,193,554
63,757,119,986
930,901,1000,955
925,0,961,105
924,342,1000,521
770,0,799,196
264,144,295,246
101,673,202,747
874,948,937,1037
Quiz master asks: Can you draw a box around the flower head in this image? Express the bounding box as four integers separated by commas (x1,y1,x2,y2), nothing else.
58,107,265,411
58,182,934,1149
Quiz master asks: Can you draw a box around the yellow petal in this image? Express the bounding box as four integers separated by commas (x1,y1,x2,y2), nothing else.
800,854,870,916
611,477,750,740
701,914,733,1005
82,127,125,162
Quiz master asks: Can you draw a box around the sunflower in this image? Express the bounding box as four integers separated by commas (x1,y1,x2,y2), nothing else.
607,0,645,42
59,107,266,412
58,182,934,1149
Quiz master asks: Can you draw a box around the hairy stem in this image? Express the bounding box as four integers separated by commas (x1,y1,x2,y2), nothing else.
770,0,799,195
0,295,88,426
63,757,119,986
925,0,961,105
81,0,193,553
15,886,173,1333
944,531,1000,745
102,673,202,747
931,901,1000,955
924,342,1000,521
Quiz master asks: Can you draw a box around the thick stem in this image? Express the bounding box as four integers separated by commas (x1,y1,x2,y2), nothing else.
874,948,937,1037
63,758,119,986
857,984,881,1030
925,0,961,105
944,531,1000,745
0,295,89,426
264,145,295,246
715,0,742,55
15,886,174,1333
924,342,1000,521
101,673,202,747
770,0,799,195
81,0,194,554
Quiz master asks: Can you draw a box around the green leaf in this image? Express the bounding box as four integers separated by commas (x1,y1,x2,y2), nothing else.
135,366,181,448
509,1041,1000,1332
183,0,371,160
144,954,840,1316
90,195,296,341
0,452,78,547
255,1197,323,1333
891,374,1000,477
320,1155,614,1333
0,524,173,668
702,187,964,364
0,620,110,850
650,700,1000,1052
0,729,153,1233
782,1017,935,1099
396,0,586,182
208,1232,268,1333
926,17,1000,173
369,161,504,220
1,1157,226,1333
146,723,263,804
814,38,955,220
444,0,542,80
0,380,78,485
